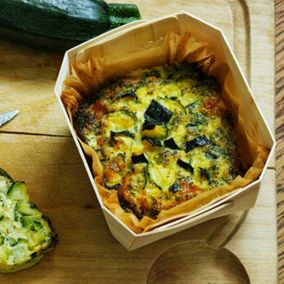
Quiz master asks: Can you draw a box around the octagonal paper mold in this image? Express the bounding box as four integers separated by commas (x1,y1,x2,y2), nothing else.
54,11,275,250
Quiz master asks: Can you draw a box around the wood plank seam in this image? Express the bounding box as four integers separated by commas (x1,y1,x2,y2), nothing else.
228,0,251,83
0,130,70,138
276,0,284,282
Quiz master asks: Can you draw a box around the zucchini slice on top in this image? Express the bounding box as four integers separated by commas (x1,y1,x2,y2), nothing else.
0,169,55,273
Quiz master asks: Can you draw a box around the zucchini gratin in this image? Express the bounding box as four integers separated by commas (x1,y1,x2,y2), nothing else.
0,169,55,272
75,63,241,220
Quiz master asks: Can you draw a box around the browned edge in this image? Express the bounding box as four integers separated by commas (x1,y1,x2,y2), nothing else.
276,0,284,282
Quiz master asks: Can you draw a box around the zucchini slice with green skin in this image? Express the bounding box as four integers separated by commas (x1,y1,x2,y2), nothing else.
141,125,168,140
142,137,162,147
199,167,211,180
111,130,135,139
104,109,137,135
16,202,40,216
184,135,210,153
131,154,148,164
177,159,194,173
144,100,173,124
142,119,156,131
0,168,55,273
0,0,141,50
7,182,29,202
164,138,179,150
161,97,186,114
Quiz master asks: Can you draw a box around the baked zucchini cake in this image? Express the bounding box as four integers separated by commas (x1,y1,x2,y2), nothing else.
0,169,55,272
75,63,241,219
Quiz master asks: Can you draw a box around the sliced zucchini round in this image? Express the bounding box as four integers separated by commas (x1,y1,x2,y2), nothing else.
7,182,29,202
184,135,210,153
161,97,186,114
103,109,137,135
148,161,177,189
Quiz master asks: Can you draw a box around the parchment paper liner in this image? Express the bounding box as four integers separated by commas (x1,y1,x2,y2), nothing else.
61,30,269,233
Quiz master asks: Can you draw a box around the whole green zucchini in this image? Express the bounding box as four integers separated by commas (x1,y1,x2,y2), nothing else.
0,0,141,50
0,168,56,272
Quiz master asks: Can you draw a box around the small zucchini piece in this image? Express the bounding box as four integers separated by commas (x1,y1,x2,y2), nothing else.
144,100,173,124
142,137,162,147
187,113,208,127
0,168,13,193
177,159,193,173
7,237,18,247
119,91,136,99
128,164,147,191
104,109,137,134
141,125,168,139
164,138,179,150
16,202,39,216
148,154,176,189
199,168,211,180
169,178,196,194
0,236,4,246
118,198,133,213
131,154,148,164
161,97,185,114
111,130,135,139
205,151,218,159
21,216,43,231
104,183,121,190
114,90,136,101
142,119,156,130
169,182,179,193
7,182,29,202
186,102,199,111
185,135,210,153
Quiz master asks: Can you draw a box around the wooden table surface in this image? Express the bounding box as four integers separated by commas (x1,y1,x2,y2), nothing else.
0,1,277,283
276,0,284,283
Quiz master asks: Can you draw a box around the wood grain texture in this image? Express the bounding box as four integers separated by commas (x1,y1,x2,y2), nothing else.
0,43,66,136
276,0,284,283
0,0,274,137
147,244,251,284
0,0,276,283
0,134,223,283
0,134,276,283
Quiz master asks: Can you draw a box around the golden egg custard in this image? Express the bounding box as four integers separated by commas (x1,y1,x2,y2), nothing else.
75,63,241,219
